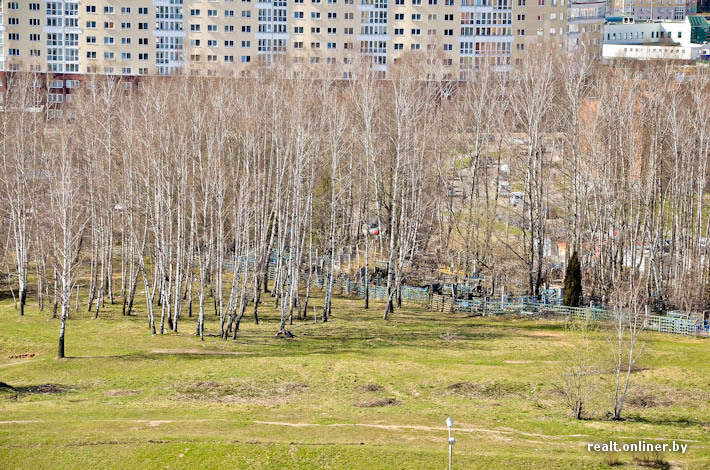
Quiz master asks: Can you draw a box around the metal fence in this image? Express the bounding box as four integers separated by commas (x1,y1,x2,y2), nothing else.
265,267,707,338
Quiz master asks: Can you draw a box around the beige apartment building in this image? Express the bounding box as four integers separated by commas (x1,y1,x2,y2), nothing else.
607,0,696,21
0,0,605,83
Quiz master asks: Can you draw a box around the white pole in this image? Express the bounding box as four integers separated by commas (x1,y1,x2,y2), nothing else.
448,431,452,470
446,417,454,470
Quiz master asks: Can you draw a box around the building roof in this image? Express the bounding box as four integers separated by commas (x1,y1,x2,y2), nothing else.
689,15,709,27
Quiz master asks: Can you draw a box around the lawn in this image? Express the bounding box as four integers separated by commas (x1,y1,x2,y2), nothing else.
0,291,708,469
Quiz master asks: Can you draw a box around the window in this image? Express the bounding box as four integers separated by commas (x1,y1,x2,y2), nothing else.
311,12,321,18
208,10,218,17
87,51,97,59
191,24,201,31
86,5,96,13
104,36,115,44
294,11,303,18
121,52,132,60
412,13,421,20
395,13,404,20
8,33,19,41
241,40,251,47
411,43,420,50
293,41,304,48
241,55,251,63
328,12,337,19
328,27,337,34
411,28,421,35
242,25,251,32
226,10,235,17
29,2,40,10
394,43,403,50
104,6,114,14
121,7,131,14
445,14,453,20
139,38,149,45
207,39,217,47
444,29,453,36
443,43,452,51
225,25,235,32
121,22,131,29
121,37,131,45
30,33,40,41
225,55,234,62
191,9,201,16
104,21,114,29
208,25,217,32
104,52,115,60
328,42,337,49
139,53,149,60
517,14,525,20
394,28,404,35
294,26,304,33
138,23,148,30
29,18,40,26
139,7,148,14
225,40,234,47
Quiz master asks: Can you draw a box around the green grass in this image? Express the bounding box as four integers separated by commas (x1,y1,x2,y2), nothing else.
0,290,709,469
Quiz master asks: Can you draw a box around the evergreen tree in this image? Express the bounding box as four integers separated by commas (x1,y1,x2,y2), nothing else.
563,251,582,307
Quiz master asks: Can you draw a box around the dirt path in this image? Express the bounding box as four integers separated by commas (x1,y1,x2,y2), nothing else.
0,418,703,445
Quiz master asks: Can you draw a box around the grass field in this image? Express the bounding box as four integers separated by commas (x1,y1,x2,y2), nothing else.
1,291,709,469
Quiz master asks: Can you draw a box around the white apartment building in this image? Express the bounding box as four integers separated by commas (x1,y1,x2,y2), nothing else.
602,16,709,60
0,0,605,82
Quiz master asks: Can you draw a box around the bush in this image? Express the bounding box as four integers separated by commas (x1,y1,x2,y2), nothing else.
563,250,582,307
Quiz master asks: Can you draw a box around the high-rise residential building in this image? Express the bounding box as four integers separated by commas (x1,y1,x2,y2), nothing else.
606,0,696,20
0,0,605,82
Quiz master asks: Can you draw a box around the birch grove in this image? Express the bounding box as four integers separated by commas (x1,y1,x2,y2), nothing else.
2,53,710,354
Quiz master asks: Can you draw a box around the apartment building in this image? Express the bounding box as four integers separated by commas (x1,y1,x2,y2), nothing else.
0,0,605,82
607,0,696,21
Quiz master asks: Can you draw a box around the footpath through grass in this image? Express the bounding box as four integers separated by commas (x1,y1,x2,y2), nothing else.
0,292,709,469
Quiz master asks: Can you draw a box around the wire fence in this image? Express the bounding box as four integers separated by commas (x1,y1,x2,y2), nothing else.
264,266,708,338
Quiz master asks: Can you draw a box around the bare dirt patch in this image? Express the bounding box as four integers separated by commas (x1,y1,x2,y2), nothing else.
446,381,529,399
176,380,308,405
357,384,385,393
8,353,38,359
356,397,401,408
19,383,74,394
104,389,141,397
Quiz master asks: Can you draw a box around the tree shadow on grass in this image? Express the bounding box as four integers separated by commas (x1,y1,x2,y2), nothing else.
624,414,707,428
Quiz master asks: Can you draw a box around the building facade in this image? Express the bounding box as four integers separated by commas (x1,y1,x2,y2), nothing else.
602,15,710,60
606,0,696,21
0,0,605,81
